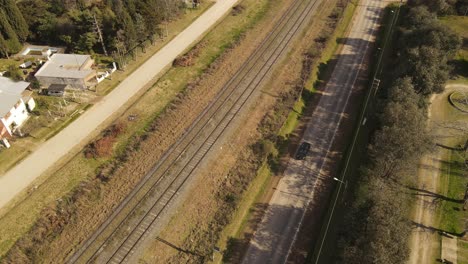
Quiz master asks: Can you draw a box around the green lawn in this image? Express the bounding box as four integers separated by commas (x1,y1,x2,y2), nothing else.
440,16,468,84
439,150,467,234
459,240,468,264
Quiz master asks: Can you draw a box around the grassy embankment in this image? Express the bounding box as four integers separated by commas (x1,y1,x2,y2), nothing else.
0,1,267,258
214,0,359,262
0,3,213,174
279,0,358,136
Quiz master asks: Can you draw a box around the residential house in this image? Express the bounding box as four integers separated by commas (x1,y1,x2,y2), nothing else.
0,77,35,147
35,54,97,90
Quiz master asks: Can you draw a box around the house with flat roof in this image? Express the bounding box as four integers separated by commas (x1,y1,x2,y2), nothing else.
0,77,35,147
35,54,97,90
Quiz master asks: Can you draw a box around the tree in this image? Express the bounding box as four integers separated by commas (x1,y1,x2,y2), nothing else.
0,9,21,53
408,0,457,14
369,78,431,180
396,10,461,95
7,64,23,81
14,0,184,56
76,32,97,52
0,33,9,58
0,0,29,41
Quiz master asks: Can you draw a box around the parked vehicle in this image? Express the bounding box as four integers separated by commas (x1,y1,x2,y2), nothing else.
295,142,311,160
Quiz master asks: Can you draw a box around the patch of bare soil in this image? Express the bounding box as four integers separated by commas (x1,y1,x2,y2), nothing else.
135,1,348,263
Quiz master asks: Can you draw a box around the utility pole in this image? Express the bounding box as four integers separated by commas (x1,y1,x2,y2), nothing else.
163,0,170,37
93,14,108,56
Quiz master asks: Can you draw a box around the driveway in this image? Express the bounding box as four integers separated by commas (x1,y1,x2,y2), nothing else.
0,0,239,209
241,0,384,263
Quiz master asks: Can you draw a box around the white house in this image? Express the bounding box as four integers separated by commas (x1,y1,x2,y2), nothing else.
0,77,35,147
35,54,97,90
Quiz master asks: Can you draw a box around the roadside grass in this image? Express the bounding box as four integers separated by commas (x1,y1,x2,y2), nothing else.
0,1,254,257
214,163,272,263
279,98,305,137
440,16,468,84
308,0,358,91
0,3,212,173
438,150,467,234
278,0,358,138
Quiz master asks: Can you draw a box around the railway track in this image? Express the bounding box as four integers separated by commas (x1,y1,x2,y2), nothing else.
68,0,321,263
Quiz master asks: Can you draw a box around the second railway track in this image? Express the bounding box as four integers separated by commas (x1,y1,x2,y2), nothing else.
68,0,322,263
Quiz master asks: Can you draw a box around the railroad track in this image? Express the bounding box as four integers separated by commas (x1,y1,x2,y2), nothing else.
68,0,321,263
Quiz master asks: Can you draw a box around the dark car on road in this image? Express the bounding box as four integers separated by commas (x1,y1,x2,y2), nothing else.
295,142,311,160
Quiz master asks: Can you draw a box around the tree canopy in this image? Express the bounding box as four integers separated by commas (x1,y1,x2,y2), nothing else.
0,0,187,57
396,6,461,95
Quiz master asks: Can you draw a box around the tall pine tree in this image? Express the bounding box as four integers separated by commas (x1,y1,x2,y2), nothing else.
0,32,9,58
0,9,21,53
0,0,28,41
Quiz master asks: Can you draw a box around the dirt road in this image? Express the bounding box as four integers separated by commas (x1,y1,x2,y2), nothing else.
409,151,443,264
0,0,240,210
241,0,384,263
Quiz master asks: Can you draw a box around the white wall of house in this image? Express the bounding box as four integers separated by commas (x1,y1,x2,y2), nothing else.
1,99,30,136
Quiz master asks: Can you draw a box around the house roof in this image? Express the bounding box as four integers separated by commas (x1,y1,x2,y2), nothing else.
35,54,94,79
0,77,30,117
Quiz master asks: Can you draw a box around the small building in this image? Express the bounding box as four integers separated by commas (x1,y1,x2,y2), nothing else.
47,84,68,97
19,61,33,69
0,77,35,147
17,45,64,59
35,54,97,90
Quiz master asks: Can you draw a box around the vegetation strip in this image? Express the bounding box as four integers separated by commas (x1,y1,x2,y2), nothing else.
331,2,463,263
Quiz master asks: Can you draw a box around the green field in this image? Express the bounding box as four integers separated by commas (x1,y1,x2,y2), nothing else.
459,240,468,264
439,150,467,234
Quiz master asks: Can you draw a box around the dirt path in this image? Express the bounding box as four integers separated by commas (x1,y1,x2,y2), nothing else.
442,236,459,263
408,85,468,264
409,151,443,263
0,0,240,210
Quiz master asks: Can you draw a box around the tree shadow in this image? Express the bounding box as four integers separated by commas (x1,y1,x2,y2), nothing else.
155,236,205,257
418,163,466,178
411,221,466,238
222,203,282,263
408,187,464,203
448,44,468,79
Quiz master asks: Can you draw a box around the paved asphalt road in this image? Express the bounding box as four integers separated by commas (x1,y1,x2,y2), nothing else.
0,0,240,210
241,0,384,263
